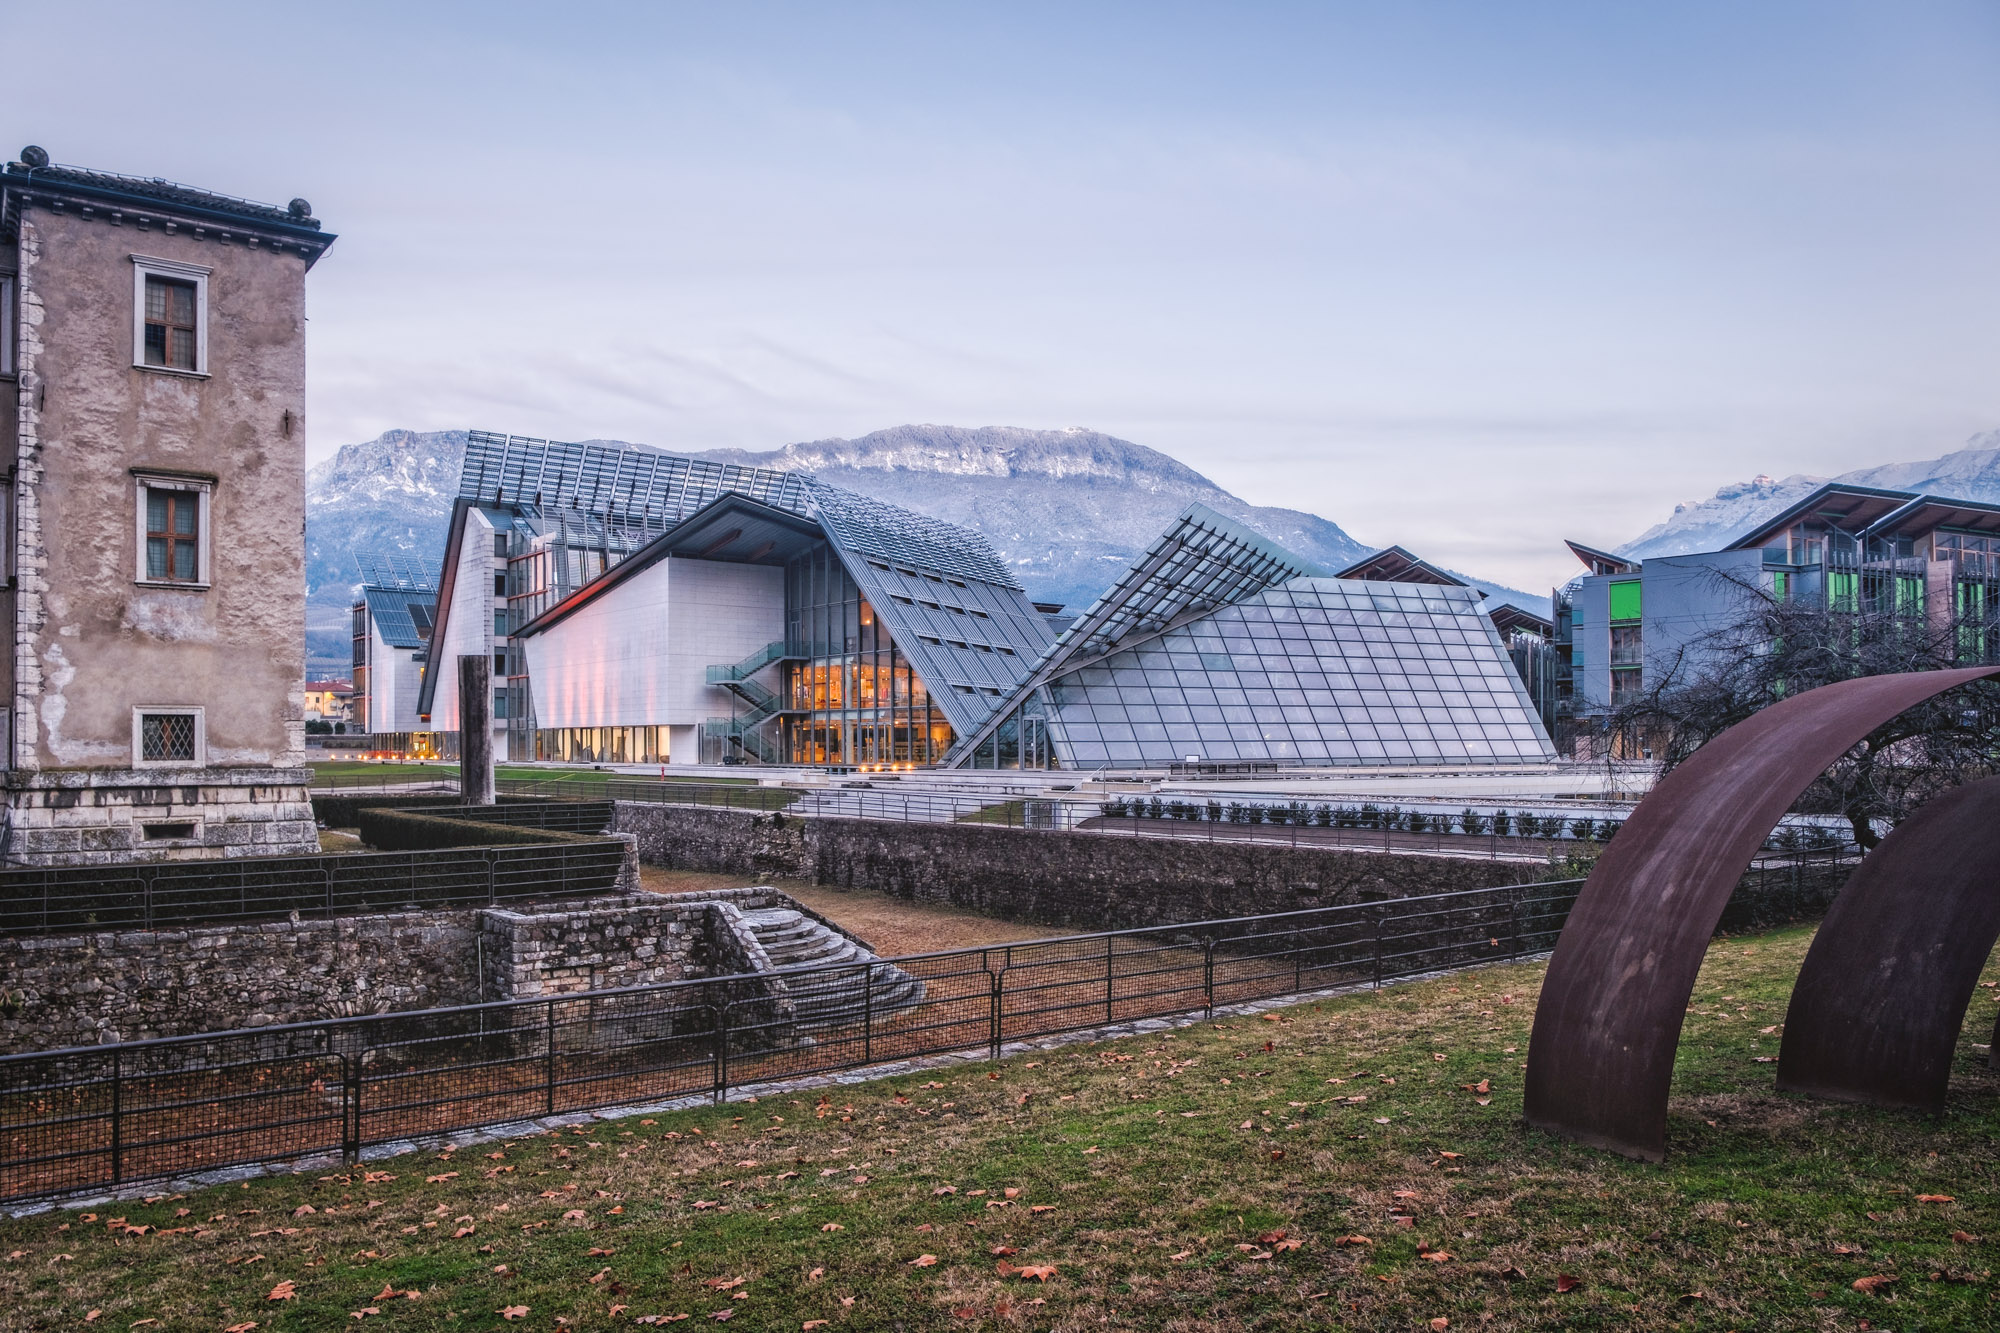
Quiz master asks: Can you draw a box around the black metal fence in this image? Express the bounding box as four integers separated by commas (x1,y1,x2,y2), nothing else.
0,878,1581,1204
0,840,630,937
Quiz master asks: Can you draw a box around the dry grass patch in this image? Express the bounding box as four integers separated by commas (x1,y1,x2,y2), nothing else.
636,870,1081,957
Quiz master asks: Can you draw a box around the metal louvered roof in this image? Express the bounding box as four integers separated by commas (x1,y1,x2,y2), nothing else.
459,430,816,527
807,481,1022,590
355,554,439,592
363,586,437,650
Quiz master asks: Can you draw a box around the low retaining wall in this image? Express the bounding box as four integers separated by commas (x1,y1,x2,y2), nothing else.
613,804,1853,934
0,886,831,1052
0,912,487,1048
613,804,1554,930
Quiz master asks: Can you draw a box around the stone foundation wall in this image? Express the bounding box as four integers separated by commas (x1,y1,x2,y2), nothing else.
480,899,712,1000
612,804,1553,931
614,804,1850,936
0,886,829,1052
4,767,318,866
0,911,484,1048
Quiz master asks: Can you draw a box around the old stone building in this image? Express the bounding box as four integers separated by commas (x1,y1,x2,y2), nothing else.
0,147,336,863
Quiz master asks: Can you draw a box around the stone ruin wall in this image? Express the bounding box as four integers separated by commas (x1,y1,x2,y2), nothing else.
0,886,820,1052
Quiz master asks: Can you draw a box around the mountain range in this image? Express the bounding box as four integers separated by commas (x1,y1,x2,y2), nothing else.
1621,428,2000,559
302,424,1533,676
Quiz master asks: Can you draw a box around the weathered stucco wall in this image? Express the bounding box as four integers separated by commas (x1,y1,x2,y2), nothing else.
2,189,323,863
12,210,309,772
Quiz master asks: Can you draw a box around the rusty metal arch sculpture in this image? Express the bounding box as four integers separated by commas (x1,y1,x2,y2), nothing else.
1777,775,2000,1111
1524,666,2000,1161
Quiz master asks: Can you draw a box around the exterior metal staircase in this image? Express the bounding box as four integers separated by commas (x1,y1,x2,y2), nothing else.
706,640,798,683
704,641,803,763
703,716,783,763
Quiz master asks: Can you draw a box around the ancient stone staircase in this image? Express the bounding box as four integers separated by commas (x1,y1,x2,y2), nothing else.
738,907,926,1027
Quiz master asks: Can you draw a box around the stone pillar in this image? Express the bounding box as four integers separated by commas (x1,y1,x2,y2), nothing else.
459,655,495,805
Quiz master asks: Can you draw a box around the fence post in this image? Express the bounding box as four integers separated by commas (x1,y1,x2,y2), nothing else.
714,1001,731,1106
1371,909,1385,990
544,1000,557,1118
862,965,874,1064
1104,934,1115,1024
988,962,1004,1061
1508,894,1521,961
109,1048,123,1187
1202,938,1215,1019
343,1051,362,1166
487,850,498,907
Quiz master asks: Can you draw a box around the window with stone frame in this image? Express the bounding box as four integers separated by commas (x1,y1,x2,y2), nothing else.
130,255,210,375
143,276,199,370
145,486,201,582
133,707,204,767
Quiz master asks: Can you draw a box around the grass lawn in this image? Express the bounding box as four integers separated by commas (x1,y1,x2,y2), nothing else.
4,925,1996,1331
309,764,773,801
310,761,459,786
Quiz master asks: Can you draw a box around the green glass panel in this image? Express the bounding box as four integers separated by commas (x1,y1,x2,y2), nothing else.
1608,580,1642,623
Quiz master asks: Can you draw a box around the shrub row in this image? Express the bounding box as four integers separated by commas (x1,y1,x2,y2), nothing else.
1099,797,1627,839
354,807,612,852
1098,797,1846,848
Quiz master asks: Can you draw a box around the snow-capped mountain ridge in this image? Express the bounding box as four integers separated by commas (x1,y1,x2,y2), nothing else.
302,424,1533,675
1622,429,2000,559
694,424,1219,491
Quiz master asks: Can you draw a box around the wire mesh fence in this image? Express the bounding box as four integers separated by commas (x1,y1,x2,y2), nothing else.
0,878,1581,1204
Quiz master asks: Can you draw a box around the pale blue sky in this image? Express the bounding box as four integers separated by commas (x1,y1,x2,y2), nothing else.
14,1,2000,590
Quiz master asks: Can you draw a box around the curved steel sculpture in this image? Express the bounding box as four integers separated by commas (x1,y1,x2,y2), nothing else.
1524,666,2000,1161
1778,775,2000,1111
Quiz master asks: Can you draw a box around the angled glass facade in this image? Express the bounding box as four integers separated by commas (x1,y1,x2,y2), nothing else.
779,543,955,766
1044,579,1552,766
955,504,1555,769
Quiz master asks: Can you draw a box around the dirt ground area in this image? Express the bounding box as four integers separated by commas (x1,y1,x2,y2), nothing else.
637,864,1074,957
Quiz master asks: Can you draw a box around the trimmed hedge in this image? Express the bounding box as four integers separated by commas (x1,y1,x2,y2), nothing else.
311,791,463,828
354,807,612,852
